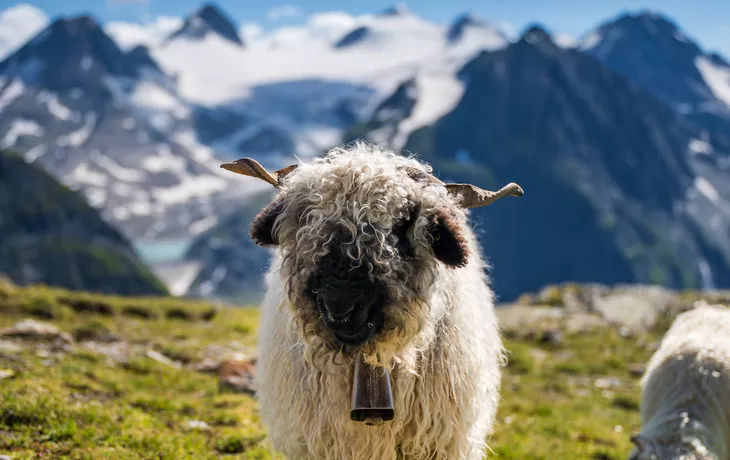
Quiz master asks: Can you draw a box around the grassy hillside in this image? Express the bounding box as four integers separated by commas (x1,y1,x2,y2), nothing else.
1,280,725,459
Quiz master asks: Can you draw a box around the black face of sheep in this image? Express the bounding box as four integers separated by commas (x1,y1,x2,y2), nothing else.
252,198,477,346
305,242,389,345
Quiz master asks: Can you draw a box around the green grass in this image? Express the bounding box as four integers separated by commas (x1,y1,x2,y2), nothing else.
0,281,700,459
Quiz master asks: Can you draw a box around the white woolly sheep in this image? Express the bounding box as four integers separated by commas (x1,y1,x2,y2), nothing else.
220,143,524,460
629,303,730,460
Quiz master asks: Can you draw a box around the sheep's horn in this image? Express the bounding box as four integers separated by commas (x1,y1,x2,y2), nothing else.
220,158,298,188
445,183,524,208
400,166,523,208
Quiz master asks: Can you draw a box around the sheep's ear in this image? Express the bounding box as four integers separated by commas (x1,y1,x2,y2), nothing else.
428,208,469,268
250,199,284,246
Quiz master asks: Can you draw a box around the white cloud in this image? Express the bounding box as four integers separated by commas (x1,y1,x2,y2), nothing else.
265,11,364,47
497,21,517,40
0,3,49,60
267,5,301,21
240,23,264,43
106,16,183,50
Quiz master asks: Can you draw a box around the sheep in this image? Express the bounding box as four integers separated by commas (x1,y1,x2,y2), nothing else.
220,142,524,460
629,303,730,460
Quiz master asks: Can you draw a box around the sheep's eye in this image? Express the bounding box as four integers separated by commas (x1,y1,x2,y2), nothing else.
433,231,441,242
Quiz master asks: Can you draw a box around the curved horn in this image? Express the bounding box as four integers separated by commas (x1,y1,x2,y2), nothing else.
445,182,524,208
400,166,523,208
220,158,298,188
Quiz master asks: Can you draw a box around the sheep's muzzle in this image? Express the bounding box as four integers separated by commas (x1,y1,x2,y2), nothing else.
350,351,394,426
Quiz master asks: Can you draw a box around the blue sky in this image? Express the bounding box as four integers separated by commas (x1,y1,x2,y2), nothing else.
3,0,730,56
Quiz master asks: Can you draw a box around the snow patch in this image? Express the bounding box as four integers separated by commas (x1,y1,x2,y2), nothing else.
57,113,96,147
86,189,107,208
0,79,25,110
695,177,722,204
151,10,503,105
189,214,219,236
80,55,92,71
90,150,146,183
67,163,109,188
696,56,730,107
151,175,227,205
122,117,137,130
23,143,46,162
105,16,184,50
37,91,73,120
393,74,464,148
579,32,601,51
130,81,189,117
140,145,187,173
689,137,714,155
553,33,577,48
0,118,43,148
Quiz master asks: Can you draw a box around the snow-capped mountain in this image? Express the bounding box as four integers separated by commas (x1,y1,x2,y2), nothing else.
146,5,508,161
349,25,730,300
0,3,509,247
164,3,244,46
579,11,730,137
0,15,251,241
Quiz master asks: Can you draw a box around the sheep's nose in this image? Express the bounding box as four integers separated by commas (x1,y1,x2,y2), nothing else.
317,292,355,321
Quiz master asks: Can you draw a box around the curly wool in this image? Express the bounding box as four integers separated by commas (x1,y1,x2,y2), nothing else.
630,304,730,460
255,143,505,459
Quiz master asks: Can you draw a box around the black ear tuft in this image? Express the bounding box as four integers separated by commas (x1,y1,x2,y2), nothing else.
429,208,469,268
250,199,284,246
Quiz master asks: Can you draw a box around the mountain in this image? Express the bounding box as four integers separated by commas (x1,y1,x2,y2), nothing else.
446,13,507,46
0,15,246,240
579,11,730,140
165,3,243,47
151,5,507,162
183,190,273,303
351,25,730,301
0,149,166,295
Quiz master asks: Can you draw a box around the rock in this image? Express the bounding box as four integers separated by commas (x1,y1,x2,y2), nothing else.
82,340,135,366
628,363,646,377
593,285,679,333
0,369,15,380
185,420,212,431
219,358,257,395
564,313,607,334
145,350,182,369
538,329,563,346
562,284,609,312
594,376,622,389
188,343,251,373
0,454,12,460
1,319,74,344
0,340,21,353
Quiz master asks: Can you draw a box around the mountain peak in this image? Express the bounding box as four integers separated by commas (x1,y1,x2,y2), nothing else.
579,10,713,107
377,3,411,17
447,13,490,42
166,2,243,46
517,24,556,49
0,14,147,88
